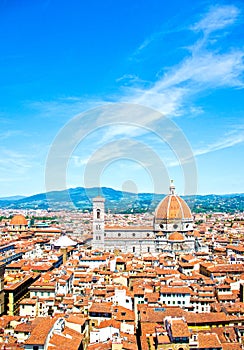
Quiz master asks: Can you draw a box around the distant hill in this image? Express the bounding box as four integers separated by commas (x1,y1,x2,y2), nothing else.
0,195,26,201
0,187,243,213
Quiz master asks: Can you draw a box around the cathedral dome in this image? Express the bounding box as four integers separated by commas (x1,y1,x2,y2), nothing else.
10,214,28,226
168,232,185,242
155,182,192,221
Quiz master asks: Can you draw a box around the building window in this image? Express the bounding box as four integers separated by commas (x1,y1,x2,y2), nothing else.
147,247,150,253
132,247,135,253
96,209,100,219
118,233,121,237
132,233,135,237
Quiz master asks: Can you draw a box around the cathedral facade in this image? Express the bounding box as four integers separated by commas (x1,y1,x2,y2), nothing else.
92,182,204,255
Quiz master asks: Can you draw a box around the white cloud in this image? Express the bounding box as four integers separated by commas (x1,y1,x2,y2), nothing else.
192,5,239,35
29,4,244,172
28,97,106,120
194,131,244,156
154,51,244,89
122,5,244,117
168,128,244,168
28,5,244,139
0,130,28,140
0,149,34,180
97,124,147,145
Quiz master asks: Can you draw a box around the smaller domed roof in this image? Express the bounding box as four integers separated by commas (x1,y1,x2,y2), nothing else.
10,214,28,226
168,232,185,242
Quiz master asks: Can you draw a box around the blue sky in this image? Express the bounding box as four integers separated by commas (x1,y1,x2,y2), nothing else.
0,0,244,197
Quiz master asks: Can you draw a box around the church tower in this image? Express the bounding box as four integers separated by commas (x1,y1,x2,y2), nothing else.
92,196,105,250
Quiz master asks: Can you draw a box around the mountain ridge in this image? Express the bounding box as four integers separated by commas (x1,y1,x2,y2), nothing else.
0,187,243,213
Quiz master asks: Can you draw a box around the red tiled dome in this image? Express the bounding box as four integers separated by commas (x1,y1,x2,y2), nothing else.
155,181,192,221
155,195,192,220
10,214,28,226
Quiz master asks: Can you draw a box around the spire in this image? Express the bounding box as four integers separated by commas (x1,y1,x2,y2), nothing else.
169,179,175,195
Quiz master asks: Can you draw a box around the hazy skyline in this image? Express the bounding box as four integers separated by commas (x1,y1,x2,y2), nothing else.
0,0,244,197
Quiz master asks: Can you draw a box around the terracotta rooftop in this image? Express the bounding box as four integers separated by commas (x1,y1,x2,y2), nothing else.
198,333,221,348
171,319,190,338
25,317,57,345
89,302,113,314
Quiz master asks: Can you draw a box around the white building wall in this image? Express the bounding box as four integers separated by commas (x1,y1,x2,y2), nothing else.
112,289,133,310
160,293,191,308
90,326,120,344
120,322,134,334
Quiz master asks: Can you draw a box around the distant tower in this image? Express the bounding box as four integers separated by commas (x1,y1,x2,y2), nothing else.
92,196,105,250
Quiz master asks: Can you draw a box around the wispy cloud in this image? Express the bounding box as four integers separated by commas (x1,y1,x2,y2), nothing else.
28,6,243,133
97,124,147,146
130,31,165,60
194,129,244,156
0,130,28,140
0,147,42,193
28,97,106,120
168,127,244,167
192,5,240,35
0,149,34,174
122,4,244,117
116,74,145,84
27,4,244,170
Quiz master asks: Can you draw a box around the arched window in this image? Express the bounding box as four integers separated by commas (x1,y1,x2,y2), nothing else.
96,209,101,219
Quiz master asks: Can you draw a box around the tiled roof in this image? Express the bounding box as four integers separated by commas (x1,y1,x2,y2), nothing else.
25,317,57,345
198,333,221,348
171,319,190,338
89,302,113,314
160,286,192,294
